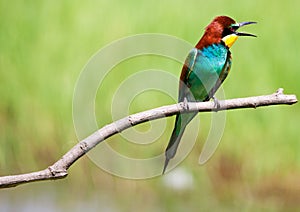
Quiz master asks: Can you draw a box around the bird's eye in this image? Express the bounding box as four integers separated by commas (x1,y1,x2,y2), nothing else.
230,24,239,30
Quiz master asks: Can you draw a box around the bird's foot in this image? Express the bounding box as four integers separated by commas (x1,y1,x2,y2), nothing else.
212,96,221,111
182,97,189,111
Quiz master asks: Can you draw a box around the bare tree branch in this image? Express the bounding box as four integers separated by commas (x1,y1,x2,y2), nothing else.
0,88,297,189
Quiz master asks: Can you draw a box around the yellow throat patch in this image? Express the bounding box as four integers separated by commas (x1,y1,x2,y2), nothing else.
222,34,238,48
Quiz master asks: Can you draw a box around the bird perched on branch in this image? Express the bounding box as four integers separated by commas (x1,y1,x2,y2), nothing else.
163,16,256,174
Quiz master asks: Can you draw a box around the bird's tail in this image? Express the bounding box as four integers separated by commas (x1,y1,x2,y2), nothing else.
163,112,197,174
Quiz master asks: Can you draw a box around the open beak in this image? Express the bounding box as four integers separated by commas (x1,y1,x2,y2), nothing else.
236,21,257,37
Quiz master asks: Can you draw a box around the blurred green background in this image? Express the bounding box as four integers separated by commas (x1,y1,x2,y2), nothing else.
1,0,300,211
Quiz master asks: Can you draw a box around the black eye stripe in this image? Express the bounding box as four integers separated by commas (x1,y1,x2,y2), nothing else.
231,25,239,30
222,28,234,38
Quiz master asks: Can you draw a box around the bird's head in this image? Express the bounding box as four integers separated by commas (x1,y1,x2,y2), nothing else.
196,16,256,49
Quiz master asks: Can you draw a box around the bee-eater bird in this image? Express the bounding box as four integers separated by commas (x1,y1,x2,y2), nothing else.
163,16,256,174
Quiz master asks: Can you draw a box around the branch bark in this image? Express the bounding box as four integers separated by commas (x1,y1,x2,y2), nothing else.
0,88,297,189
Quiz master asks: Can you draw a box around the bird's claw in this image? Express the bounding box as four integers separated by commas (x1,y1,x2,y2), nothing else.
182,97,189,111
212,96,220,111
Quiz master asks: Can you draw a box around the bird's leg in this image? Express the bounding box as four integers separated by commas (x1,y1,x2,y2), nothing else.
212,96,220,111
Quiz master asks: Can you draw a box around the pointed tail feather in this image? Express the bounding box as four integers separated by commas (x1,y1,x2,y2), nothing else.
162,127,185,174
162,112,196,174
162,158,169,174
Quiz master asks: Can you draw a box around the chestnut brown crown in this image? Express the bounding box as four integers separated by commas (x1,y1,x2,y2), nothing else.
196,16,256,49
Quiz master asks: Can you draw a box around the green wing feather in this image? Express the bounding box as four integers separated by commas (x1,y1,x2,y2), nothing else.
163,45,231,174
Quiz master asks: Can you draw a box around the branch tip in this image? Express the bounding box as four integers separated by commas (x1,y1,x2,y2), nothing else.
275,88,284,95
